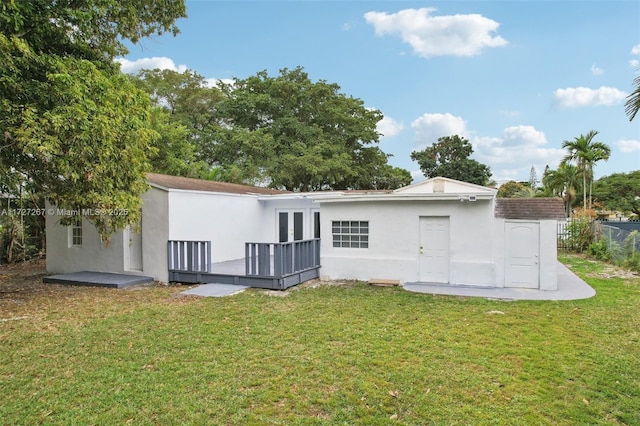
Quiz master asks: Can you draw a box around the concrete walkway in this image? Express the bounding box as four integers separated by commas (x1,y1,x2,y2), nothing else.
403,262,595,301
181,283,249,297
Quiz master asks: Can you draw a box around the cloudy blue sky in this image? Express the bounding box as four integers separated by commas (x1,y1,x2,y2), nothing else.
118,0,640,184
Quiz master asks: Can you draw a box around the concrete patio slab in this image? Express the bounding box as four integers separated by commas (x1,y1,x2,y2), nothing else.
181,283,249,297
403,262,595,301
43,271,154,289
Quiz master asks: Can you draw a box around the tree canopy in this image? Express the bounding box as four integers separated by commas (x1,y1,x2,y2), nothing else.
0,0,186,239
410,135,492,186
592,171,640,217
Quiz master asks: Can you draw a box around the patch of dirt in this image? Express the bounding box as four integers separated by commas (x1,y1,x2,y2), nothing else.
594,265,639,281
256,279,360,297
0,260,193,323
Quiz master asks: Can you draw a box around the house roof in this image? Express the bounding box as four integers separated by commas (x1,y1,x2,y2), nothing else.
146,173,289,195
494,198,566,220
310,177,496,203
394,177,497,195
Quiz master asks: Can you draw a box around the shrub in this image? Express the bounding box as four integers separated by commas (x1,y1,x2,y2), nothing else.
566,218,594,252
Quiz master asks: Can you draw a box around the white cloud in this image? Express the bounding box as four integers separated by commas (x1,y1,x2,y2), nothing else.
408,114,565,181
590,64,604,75
115,57,188,74
631,44,640,55
616,139,640,153
377,116,404,137
364,8,507,58
553,86,628,108
204,77,234,88
411,113,468,148
472,126,565,182
630,59,640,68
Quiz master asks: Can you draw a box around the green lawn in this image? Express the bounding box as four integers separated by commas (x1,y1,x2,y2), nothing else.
1,255,639,425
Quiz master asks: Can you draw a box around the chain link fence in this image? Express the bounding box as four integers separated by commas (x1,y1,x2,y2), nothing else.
592,221,640,266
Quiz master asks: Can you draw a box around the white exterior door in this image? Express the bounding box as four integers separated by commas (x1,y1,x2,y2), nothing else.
419,217,450,283
505,222,540,288
126,226,143,271
277,210,304,242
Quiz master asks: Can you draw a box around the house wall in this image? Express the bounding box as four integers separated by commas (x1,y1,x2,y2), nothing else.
257,197,319,242
45,201,127,275
166,190,264,262
539,219,558,290
318,199,497,285
141,187,170,282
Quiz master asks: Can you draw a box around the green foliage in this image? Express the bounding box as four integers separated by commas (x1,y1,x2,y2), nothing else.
214,67,410,190
131,69,224,171
586,227,640,272
410,135,492,186
497,181,527,198
587,238,613,261
625,69,640,121
147,107,210,178
561,130,611,210
2,258,640,424
592,171,640,217
566,218,594,252
0,0,186,59
1,45,155,238
0,0,186,239
542,163,580,217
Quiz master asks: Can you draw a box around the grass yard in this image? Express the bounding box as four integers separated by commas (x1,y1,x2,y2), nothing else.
1,255,639,425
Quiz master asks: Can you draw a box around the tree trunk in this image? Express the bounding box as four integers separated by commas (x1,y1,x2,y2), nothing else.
583,173,587,210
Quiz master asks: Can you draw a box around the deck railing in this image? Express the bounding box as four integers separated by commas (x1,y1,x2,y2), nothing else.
245,238,321,278
167,240,211,272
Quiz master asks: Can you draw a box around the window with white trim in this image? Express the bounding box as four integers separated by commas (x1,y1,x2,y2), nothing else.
332,220,369,248
70,215,82,246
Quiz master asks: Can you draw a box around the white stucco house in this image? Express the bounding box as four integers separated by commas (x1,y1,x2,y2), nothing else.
45,173,566,290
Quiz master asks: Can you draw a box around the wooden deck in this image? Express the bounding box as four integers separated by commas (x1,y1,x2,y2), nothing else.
167,239,321,290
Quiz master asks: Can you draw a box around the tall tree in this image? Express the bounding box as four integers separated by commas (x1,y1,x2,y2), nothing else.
542,163,579,217
131,69,224,166
410,135,492,186
592,171,640,217
213,67,410,190
498,181,527,198
0,0,186,239
625,70,640,121
561,130,611,211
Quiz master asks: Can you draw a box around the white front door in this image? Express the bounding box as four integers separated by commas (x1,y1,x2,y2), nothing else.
277,210,304,242
419,217,450,283
505,222,540,288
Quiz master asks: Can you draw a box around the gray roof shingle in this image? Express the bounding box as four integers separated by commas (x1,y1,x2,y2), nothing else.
495,198,566,220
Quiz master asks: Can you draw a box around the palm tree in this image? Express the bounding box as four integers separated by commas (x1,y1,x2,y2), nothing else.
625,71,640,121
543,163,579,217
561,130,611,211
